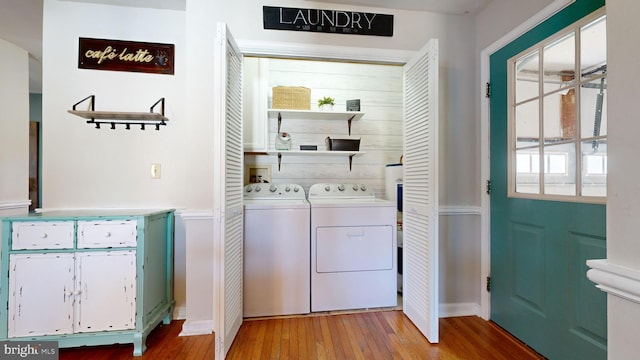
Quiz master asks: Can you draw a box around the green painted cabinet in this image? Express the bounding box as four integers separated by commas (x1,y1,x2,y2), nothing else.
0,209,174,356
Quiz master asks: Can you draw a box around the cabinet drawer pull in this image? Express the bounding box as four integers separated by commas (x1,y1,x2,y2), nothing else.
105,232,112,238
40,233,48,238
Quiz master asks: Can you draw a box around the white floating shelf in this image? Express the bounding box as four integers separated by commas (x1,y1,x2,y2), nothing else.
267,109,364,121
266,150,365,156
268,109,364,135
267,150,365,171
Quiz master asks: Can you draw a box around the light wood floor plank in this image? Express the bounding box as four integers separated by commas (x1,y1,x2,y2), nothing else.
58,312,545,359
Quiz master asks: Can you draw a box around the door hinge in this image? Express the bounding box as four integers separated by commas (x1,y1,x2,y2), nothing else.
485,82,491,98
486,276,491,292
486,180,492,195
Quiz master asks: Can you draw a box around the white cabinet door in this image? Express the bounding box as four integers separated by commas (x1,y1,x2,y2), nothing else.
242,57,269,152
8,253,75,337
75,251,136,332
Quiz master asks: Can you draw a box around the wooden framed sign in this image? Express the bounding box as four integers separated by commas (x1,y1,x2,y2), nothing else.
78,38,174,75
263,6,394,37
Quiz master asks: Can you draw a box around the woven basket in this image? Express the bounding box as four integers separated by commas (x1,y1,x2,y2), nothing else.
272,86,311,110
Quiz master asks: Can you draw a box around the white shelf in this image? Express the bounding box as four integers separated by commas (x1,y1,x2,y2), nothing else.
267,150,365,171
266,150,365,156
267,109,364,121
268,108,364,135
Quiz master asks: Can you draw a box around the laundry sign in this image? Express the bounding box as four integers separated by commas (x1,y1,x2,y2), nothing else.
78,37,174,75
263,6,394,37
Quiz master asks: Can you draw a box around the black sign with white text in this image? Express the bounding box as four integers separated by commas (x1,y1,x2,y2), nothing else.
263,6,394,37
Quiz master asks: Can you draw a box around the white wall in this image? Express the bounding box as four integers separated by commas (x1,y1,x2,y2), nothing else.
475,0,555,51
0,38,30,215
42,0,188,208
602,0,640,358
41,0,189,314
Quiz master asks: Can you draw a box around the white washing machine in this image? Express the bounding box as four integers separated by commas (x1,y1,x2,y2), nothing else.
308,183,397,312
243,183,310,317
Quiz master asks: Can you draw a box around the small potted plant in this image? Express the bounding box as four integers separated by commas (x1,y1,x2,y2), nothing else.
318,96,335,111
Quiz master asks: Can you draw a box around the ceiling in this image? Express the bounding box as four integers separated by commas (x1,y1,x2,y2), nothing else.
0,0,490,93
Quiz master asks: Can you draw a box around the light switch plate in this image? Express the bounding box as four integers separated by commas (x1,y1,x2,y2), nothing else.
151,163,161,179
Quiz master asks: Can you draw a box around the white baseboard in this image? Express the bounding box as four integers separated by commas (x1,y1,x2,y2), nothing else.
439,302,480,318
179,320,215,337
173,306,187,320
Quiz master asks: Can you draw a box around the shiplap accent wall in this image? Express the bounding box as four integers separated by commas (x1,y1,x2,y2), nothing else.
244,58,404,198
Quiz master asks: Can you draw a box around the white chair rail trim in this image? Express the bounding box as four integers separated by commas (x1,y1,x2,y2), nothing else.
439,206,481,216
176,209,214,220
0,200,31,211
587,259,640,304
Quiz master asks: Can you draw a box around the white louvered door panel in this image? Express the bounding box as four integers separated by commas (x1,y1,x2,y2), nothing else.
402,39,439,343
213,23,244,360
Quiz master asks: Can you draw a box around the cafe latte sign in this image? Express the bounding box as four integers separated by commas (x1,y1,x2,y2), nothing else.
78,38,174,75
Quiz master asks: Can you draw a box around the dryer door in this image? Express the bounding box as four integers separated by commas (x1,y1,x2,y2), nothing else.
316,226,393,273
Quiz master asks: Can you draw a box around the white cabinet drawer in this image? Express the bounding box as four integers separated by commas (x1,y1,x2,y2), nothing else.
77,220,137,248
11,221,74,250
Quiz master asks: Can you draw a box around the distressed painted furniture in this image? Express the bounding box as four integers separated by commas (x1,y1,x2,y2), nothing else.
0,209,174,356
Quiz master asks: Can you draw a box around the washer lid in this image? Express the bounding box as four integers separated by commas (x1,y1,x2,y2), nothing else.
244,199,310,209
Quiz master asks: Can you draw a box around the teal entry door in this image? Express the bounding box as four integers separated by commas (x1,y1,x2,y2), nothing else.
490,1,607,359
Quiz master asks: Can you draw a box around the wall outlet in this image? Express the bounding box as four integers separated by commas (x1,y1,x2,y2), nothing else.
151,163,161,179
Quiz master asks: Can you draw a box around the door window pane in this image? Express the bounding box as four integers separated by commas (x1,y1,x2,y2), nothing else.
581,140,607,197
543,33,575,91
515,100,539,147
543,91,572,143
515,51,539,104
516,150,540,194
581,16,607,81
581,77,607,139
544,143,576,196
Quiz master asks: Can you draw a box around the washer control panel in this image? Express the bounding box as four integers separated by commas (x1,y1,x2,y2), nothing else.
308,183,375,198
243,183,305,199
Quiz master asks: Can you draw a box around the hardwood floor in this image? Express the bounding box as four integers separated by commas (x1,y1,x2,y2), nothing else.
227,311,544,360
58,320,214,360
59,312,543,359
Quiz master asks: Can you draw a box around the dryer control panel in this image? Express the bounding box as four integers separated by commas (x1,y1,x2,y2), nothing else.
308,183,375,199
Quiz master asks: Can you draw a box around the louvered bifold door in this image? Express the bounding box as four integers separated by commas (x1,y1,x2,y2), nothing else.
402,39,439,343
213,23,244,360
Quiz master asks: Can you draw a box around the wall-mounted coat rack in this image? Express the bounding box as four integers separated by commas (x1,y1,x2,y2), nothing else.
68,95,169,130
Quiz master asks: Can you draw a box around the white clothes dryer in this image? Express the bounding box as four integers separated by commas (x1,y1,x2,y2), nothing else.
243,183,310,317
308,183,397,312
